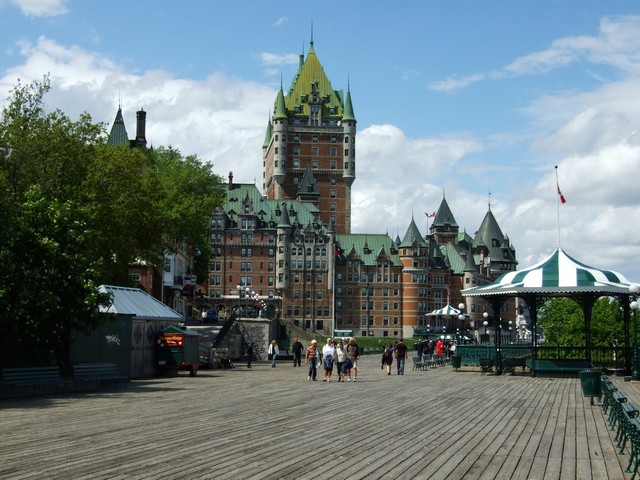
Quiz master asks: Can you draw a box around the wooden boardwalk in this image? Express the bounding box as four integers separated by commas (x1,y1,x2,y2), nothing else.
0,355,634,480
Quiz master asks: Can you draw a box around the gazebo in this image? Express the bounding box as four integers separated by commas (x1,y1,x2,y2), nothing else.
462,247,635,375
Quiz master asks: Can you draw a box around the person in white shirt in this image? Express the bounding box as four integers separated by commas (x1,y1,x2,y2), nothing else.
268,340,279,368
334,340,348,382
322,338,336,382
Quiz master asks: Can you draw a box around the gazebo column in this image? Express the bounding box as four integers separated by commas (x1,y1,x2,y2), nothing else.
525,295,539,377
578,295,596,364
622,297,631,376
490,298,505,375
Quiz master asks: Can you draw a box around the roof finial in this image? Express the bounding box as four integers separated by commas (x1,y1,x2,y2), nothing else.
310,20,314,47
488,191,492,211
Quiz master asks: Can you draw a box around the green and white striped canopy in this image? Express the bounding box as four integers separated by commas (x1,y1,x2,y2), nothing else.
462,248,632,297
427,305,462,317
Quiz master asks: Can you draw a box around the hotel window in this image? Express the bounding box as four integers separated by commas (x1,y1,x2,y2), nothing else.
330,160,337,169
331,135,337,143
330,190,336,198
330,147,337,157
312,147,318,156
312,135,318,143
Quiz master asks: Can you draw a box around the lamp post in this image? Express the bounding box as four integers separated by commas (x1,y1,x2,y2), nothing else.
483,311,489,344
630,284,640,381
495,319,503,376
458,302,465,344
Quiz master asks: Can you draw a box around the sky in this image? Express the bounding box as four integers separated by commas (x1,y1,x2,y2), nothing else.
1,0,640,282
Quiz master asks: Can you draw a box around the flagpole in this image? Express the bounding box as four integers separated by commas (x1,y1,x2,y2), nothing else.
555,166,561,248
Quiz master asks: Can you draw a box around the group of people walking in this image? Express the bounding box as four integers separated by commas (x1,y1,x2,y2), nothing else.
256,337,361,382
303,337,360,382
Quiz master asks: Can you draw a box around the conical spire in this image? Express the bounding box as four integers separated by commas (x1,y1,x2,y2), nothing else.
273,87,287,120
262,115,272,148
400,218,426,247
108,107,128,146
342,82,356,122
432,196,458,228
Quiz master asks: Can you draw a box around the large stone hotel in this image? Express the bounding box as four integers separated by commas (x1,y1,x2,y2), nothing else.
205,39,518,340
112,39,518,344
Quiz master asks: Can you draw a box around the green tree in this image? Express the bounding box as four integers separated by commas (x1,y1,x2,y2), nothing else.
148,146,226,282
83,145,165,284
0,77,227,366
0,186,110,367
537,296,625,348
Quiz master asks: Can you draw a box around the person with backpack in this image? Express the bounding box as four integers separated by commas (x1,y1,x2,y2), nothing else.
346,337,361,382
322,337,336,382
382,343,394,375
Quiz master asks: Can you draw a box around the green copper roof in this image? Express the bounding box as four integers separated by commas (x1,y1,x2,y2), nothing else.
224,184,324,232
108,107,128,146
432,197,458,228
296,166,320,197
400,218,426,248
263,117,272,148
335,233,399,266
285,43,346,119
274,88,287,120
342,88,356,122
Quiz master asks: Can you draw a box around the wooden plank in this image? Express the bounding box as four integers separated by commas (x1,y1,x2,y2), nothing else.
0,356,630,480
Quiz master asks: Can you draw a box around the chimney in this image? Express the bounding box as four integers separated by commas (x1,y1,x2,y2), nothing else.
228,171,233,190
135,108,147,148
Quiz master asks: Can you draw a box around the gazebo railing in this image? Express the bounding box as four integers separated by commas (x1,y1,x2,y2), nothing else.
457,345,629,371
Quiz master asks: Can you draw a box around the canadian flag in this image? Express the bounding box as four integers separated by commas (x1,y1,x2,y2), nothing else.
556,181,567,204
426,211,436,218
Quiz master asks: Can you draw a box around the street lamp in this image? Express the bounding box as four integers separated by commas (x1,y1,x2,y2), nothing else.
483,312,489,344
630,284,640,380
458,302,465,344
495,319,503,376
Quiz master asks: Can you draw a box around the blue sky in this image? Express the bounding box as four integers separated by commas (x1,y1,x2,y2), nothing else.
1,0,640,281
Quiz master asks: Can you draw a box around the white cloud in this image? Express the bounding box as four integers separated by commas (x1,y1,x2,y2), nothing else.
259,52,299,66
2,28,640,282
9,0,68,17
273,17,287,28
434,16,640,93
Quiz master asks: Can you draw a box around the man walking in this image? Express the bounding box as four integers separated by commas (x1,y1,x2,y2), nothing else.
395,338,408,375
291,337,304,367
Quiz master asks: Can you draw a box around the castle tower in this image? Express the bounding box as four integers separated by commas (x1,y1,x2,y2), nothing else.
263,39,356,234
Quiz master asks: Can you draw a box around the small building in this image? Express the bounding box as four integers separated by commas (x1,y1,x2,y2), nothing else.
70,285,184,378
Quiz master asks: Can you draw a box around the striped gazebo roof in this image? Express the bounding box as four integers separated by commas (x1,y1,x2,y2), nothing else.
427,304,462,317
462,248,632,297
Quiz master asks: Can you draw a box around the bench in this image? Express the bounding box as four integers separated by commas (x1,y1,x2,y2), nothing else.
623,402,639,418
526,359,592,375
502,357,528,375
73,363,129,387
479,358,494,375
613,391,628,404
1,366,64,385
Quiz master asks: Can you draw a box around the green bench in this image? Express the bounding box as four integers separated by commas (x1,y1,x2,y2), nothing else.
1,366,64,385
502,357,528,375
73,363,129,386
479,357,494,375
526,358,592,375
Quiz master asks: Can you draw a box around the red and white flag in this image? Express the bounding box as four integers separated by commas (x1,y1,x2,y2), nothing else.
425,211,436,218
555,165,567,204
556,179,567,204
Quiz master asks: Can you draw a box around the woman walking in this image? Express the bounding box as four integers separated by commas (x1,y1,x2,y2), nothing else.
268,340,279,368
322,338,336,382
335,340,348,382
